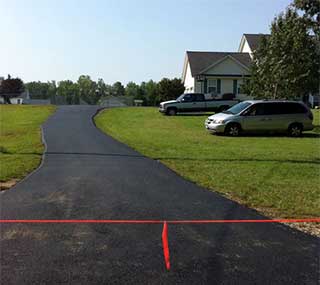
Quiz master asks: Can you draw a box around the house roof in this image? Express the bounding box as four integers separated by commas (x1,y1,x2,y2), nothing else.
242,33,270,52
186,51,252,77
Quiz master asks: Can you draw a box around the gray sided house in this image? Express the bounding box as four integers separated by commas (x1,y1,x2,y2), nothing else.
182,34,269,101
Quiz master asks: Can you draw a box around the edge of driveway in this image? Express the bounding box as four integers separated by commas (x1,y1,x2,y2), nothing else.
3,106,57,192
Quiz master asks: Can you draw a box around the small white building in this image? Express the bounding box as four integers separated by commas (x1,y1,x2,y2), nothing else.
0,90,30,104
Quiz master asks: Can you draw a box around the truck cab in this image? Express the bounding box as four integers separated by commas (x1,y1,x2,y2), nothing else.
159,93,238,115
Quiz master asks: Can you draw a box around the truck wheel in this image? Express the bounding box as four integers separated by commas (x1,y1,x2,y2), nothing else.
167,108,177,116
288,123,302,137
225,123,241,136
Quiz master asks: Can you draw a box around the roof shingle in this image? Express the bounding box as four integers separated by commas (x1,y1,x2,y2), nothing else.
186,51,252,76
243,33,270,52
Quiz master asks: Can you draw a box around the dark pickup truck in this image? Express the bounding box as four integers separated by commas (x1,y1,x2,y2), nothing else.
159,93,239,115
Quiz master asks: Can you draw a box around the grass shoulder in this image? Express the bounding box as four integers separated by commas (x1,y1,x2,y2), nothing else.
0,105,56,187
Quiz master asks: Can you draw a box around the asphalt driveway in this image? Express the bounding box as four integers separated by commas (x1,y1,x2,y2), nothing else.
0,106,319,284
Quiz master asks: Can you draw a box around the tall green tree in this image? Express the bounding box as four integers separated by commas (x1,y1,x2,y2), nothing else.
57,80,79,105
0,75,25,104
25,82,50,99
140,80,159,105
47,81,57,104
125,82,140,98
77,75,98,104
244,8,319,99
25,81,57,101
112,81,125,97
293,0,320,36
157,78,185,103
95,78,108,103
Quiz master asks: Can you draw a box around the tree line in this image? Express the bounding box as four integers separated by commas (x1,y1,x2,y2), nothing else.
23,76,184,105
1,0,319,104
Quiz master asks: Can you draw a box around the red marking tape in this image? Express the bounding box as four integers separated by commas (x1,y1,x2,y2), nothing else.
0,218,319,224
162,222,170,270
1,218,319,270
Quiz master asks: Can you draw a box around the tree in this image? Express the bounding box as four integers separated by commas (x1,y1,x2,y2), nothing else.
293,0,320,36
47,81,57,104
112,81,125,97
243,8,320,99
124,81,160,106
157,78,185,103
57,80,79,105
0,75,25,104
24,81,57,100
96,78,107,97
125,82,140,98
140,80,159,106
242,35,273,98
78,75,93,104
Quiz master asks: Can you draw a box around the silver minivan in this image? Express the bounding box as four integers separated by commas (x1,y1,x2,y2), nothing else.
205,100,314,136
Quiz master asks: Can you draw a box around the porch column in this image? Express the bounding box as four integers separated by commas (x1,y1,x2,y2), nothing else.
203,78,207,93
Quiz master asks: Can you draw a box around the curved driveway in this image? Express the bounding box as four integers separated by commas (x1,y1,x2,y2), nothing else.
0,106,319,284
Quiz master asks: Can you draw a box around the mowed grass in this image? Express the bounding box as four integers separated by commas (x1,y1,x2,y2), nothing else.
0,105,56,182
96,107,320,218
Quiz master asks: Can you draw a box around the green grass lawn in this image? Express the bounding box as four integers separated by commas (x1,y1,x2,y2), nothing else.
96,108,320,218
0,105,56,183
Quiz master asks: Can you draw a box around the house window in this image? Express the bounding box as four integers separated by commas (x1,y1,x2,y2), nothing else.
207,79,217,94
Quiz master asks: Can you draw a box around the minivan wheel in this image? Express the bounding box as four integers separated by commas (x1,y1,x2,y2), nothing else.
167,108,177,116
288,123,303,137
225,123,241,136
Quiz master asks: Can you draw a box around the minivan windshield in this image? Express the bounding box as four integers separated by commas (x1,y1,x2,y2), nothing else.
223,101,252,115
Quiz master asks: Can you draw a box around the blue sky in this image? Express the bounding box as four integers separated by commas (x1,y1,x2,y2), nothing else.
0,0,292,84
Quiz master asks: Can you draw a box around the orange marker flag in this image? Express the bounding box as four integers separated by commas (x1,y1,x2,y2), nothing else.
162,221,170,270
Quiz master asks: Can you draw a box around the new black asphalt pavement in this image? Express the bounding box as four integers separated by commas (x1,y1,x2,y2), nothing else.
0,106,319,284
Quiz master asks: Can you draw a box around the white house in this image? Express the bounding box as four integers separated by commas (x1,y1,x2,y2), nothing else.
182,33,269,100
0,77,51,105
0,76,29,104
0,89,31,104
182,51,251,100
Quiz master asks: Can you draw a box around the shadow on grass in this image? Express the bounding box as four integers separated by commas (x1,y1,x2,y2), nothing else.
1,151,318,165
0,151,42,155
154,157,320,165
213,132,320,138
175,113,214,117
